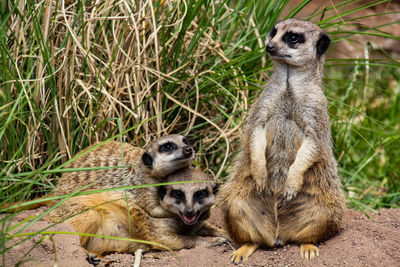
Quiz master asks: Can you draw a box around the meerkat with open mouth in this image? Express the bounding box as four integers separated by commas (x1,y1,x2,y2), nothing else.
45,168,226,256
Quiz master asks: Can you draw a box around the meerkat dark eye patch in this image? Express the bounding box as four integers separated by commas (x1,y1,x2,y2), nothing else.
159,142,178,153
269,27,277,38
316,33,330,57
158,186,167,200
171,189,185,201
141,152,153,167
282,31,305,48
194,189,209,201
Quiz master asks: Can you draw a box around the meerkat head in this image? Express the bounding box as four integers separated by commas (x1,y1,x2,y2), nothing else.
141,134,194,178
265,19,330,66
158,168,219,225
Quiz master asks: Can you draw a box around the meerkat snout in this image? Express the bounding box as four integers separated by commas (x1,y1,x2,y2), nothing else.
183,146,193,157
266,43,275,53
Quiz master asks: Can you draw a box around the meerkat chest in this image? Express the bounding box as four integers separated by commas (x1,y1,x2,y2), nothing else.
263,88,306,162
266,88,307,130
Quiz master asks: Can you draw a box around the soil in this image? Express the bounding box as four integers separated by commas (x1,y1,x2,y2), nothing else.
2,207,91,267
3,207,400,267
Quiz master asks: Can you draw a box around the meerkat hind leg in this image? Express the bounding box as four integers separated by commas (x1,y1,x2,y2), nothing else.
231,243,259,264
224,196,275,263
300,244,319,260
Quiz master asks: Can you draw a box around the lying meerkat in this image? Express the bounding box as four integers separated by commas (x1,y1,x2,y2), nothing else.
218,19,346,263
53,134,193,194
4,135,194,218
54,134,194,217
45,168,227,256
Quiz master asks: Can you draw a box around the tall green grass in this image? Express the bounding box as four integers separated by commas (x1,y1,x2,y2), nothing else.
1,0,399,261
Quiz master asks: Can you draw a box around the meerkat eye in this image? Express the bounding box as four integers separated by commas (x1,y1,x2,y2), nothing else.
171,190,185,201
283,32,305,47
163,143,172,150
194,189,209,201
288,33,300,44
159,142,177,153
269,27,277,38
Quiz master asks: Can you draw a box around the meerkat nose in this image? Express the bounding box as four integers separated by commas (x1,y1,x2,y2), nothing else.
185,209,195,217
266,44,275,53
183,147,193,156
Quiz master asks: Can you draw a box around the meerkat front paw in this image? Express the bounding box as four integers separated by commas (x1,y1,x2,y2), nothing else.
148,206,171,218
282,170,301,204
282,182,298,204
85,251,102,266
252,165,268,194
201,237,230,247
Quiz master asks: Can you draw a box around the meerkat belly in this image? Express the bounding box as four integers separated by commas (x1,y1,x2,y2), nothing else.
265,115,304,194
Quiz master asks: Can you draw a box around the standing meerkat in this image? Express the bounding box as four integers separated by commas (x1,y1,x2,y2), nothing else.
218,19,346,263
45,168,227,256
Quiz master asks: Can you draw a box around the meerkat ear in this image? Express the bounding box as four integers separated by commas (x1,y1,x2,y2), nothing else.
157,186,167,200
212,183,220,195
141,152,153,167
316,33,330,57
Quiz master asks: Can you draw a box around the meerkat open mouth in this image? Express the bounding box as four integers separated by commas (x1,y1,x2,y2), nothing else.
181,212,200,225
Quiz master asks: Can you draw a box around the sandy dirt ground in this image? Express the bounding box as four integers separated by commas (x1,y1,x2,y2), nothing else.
3,207,400,267
3,207,91,267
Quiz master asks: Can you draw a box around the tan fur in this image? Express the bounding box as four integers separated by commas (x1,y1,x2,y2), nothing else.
45,168,226,255
2,135,224,256
52,135,194,218
2,135,194,216
218,19,346,264
53,134,193,194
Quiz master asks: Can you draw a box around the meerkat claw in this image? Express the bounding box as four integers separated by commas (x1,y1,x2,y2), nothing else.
300,244,320,260
280,193,291,205
230,254,246,265
255,179,268,196
283,184,298,202
205,237,230,247
261,188,267,197
85,252,101,265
